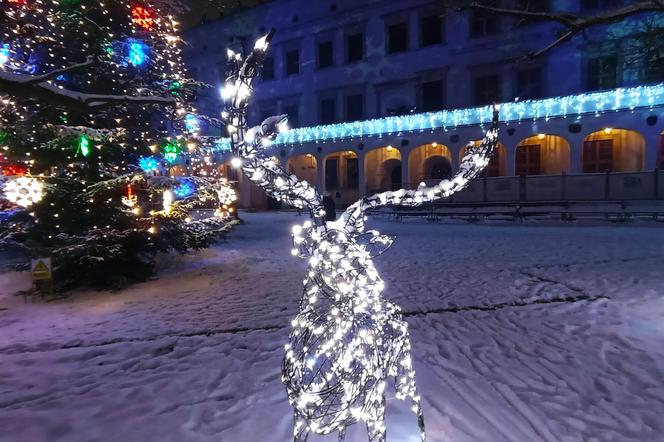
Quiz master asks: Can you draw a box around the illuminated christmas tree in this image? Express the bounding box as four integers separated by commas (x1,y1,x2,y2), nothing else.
0,1,236,291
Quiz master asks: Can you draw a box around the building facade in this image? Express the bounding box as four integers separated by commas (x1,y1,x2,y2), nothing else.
184,0,664,209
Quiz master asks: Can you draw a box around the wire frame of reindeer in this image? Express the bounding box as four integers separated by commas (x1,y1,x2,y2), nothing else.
221,30,500,442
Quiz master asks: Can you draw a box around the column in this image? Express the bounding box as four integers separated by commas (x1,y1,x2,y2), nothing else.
239,172,252,209
358,153,366,198
316,154,325,193
504,142,517,176
401,149,410,189
568,134,585,173
645,130,661,170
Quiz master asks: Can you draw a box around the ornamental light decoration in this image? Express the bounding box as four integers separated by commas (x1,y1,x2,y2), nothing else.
221,31,500,441
3,176,44,208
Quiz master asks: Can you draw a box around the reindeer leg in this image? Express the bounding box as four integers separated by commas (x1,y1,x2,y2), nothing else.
366,394,386,442
413,388,426,442
394,324,426,441
293,412,309,442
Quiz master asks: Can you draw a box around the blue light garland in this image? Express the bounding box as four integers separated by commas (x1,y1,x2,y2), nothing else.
209,84,664,153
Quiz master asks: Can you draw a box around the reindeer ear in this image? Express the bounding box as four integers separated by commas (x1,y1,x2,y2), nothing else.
356,231,394,257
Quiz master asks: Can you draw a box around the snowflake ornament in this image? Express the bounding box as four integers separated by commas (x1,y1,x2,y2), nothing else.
3,176,44,208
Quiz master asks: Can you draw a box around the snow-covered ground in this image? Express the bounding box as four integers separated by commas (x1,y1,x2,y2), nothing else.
1,212,663,442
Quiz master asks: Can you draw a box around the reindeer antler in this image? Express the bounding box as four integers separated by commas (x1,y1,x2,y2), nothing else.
222,30,326,224
338,107,500,233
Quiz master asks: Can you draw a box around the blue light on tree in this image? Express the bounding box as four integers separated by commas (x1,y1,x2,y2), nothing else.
138,156,160,172
184,113,200,133
127,39,149,67
0,44,10,65
173,179,196,198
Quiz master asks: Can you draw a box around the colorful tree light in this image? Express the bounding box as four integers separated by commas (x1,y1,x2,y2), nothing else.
77,134,91,157
173,179,195,198
0,44,10,66
3,176,44,208
138,156,159,172
161,140,182,163
184,114,200,133
131,6,155,30
127,39,148,66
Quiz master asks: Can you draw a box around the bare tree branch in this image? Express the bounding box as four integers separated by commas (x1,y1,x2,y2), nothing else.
461,0,664,58
23,57,95,84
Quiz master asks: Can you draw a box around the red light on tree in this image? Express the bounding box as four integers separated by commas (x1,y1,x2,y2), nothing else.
1,164,28,176
131,6,155,30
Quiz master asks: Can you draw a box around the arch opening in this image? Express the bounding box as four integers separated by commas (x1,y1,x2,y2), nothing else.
460,141,506,177
366,146,402,193
582,128,645,173
516,134,571,176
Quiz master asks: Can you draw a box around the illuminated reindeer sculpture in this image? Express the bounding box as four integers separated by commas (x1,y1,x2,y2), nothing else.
222,31,500,442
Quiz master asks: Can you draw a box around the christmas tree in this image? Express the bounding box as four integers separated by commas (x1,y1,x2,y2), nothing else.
0,1,236,291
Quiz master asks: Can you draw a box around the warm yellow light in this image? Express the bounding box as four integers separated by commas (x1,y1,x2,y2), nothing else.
432,142,438,147
537,133,545,139
604,127,613,134
386,145,393,152
148,226,157,234
306,154,313,158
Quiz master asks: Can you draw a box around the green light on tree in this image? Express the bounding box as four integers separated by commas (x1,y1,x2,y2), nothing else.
161,139,182,163
78,134,90,157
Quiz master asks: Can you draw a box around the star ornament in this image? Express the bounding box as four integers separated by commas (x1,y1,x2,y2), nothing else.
131,6,155,31
3,176,44,208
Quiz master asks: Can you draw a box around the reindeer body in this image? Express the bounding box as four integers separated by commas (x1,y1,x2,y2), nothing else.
221,30,499,441
282,223,424,441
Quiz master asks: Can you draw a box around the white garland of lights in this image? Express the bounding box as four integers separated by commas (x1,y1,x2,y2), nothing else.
222,32,501,441
207,83,664,154
3,176,44,208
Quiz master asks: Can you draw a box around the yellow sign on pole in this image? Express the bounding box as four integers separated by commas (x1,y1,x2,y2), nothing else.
31,258,52,281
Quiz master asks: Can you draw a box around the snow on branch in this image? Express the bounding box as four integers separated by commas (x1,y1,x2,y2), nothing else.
459,0,664,58
0,66,177,111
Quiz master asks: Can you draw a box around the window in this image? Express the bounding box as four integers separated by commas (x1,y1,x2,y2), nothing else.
285,49,299,76
581,0,620,12
469,2,500,37
262,56,275,80
583,140,613,173
260,106,276,124
659,134,664,169
347,32,364,63
318,41,334,69
345,94,364,122
320,97,336,125
644,56,664,83
474,74,501,105
421,14,444,47
515,0,549,25
516,68,543,99
516,145,542,176
284,104,299,128
587,56,617,91
421,80,445,112
483,152,501,177
516,0,549,11
325,158,338,189
347,157,359,188
387,22,408,54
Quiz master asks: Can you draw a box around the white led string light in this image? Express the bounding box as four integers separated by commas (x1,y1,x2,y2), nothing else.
222,31,500,442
